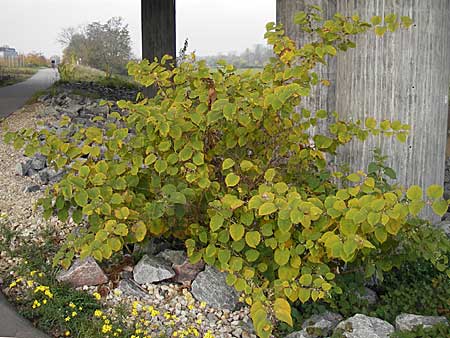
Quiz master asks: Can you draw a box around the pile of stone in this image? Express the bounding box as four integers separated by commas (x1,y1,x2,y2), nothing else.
286,313,448,338
56,248,449,338
16,89,131,192
56,81,138,102
56,249,251,338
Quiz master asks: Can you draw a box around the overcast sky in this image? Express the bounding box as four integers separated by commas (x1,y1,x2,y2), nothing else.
0,0,275,58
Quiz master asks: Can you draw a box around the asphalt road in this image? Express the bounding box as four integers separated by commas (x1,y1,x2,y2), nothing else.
0,292,49,338
0,68,55,337
0,68,58,119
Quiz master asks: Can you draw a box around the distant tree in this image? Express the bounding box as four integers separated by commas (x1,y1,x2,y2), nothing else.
24,52,48,67
201,44,273,69
59,17,132,76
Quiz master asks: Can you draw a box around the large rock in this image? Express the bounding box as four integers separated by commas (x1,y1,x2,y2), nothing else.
333,314,394,338
117,279,150,299
133,254,175,284
285,330,311,338
435,221,450,238
16,160,31,176
191,265,240,310
172,259,205,284
156,249,204,283
156,249,186,266
355,287,378,305
30,154,47,170
302,311,343,337
394,313,448,332
56,257,108,287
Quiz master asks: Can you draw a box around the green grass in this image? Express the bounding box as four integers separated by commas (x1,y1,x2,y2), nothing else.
0,66,39,87
59,65,138,89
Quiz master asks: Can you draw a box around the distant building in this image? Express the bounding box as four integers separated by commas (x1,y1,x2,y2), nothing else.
0,46,18,58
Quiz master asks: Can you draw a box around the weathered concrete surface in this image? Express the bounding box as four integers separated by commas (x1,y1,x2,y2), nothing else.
335,1,450,220
0,68,57,118
0,292,50,338
276,0,337,135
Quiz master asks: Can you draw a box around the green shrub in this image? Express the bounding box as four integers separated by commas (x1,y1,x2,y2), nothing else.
4,8,450,337
391,323,450,338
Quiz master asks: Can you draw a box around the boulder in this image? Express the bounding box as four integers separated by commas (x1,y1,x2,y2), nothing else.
333,314,394,338
355,287,378,305
172,259,205,284
191,265,239,310
155,249,204,283
302,311,343,337
394,313,448,332
23,184,41,193
56,257,108,287
16,160,31,176
156,249,186,266
133,254,175,284
117,279,150,299
435,221,450,238
30,155,46,170
284,330,311,338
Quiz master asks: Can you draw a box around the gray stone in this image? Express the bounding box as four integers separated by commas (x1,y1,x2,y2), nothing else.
156,249,186,266
30,155,46,170
16,160,31,176
133,254,175,284
27,168,38,177
355,287,378,305
191,265,239,310
285,330,311,338
56,256,108,287
435,221,450,238
23,185,41,193
65,104,83,115
334,314,394,338
117,279,150,299
302,311,343,337
394,313,448,332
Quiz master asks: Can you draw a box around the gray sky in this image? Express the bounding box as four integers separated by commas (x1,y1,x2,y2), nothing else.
0,0,275,58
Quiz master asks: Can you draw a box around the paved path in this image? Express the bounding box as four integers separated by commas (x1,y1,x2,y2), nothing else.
0,68,58,119
0,292,49,338
0,69,54,337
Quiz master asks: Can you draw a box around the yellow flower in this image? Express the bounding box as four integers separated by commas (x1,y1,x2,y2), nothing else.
71,311,77,317
44,290,53,299
102,324,112,333
93,292,101,300
26,280,34,287
65,316,71,322
38,272,44,278
42,299,47,305
196,319,202,324
32,300,41,309
188,304,194,310
64,331,70,336
30,271,37,277
94,309,103,317
78,306,83,311
69,302,76,308
200,301,207,308
204,331,215,338
9,281,17,288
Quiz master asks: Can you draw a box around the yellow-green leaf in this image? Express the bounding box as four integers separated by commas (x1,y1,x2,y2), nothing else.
245,231,261,248
225,173,240,187
230,223,245,241
274,298,293,326
258,202,277,216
